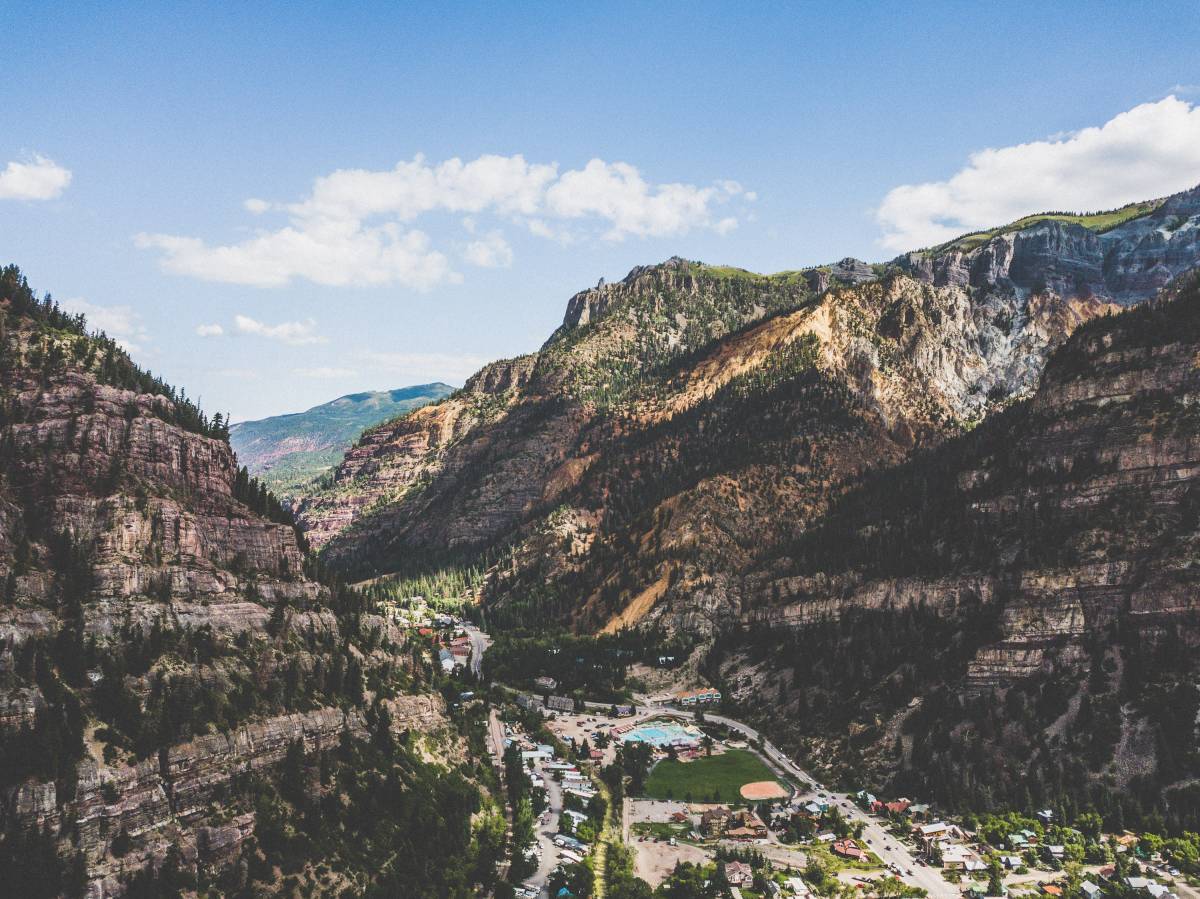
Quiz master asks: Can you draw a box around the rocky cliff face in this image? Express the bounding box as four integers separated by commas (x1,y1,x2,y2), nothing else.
0,270,470,897
297,190,1200,604
293,187,1200,822
710,274,1200,821
897,185,1200,302
6,697,446,897
228,382,454,502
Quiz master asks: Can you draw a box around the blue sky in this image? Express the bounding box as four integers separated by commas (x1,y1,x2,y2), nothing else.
2,1,1199,421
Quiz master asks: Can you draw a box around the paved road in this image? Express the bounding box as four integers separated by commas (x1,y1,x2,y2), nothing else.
529,762,564,899
478,635,954,899
583,701,956,899
463,623,491,679
487,707,506,770
687,711,955,899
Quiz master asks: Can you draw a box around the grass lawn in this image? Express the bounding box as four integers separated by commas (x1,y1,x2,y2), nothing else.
641,749,787,804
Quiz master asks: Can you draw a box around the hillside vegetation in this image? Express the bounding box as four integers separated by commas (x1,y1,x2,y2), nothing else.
928,197,1164,255
230,383,453,499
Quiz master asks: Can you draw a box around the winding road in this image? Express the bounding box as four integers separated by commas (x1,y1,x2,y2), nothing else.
471,626,956,899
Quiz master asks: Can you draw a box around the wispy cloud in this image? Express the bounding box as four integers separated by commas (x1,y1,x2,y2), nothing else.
233,314,326,345
61,298,149,354
463,230,513,268
195,316,326,345
877,95,1200,252
136,153,750,288
0,154,72,201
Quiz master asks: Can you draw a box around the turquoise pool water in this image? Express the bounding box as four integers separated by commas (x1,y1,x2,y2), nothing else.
621,721,698,747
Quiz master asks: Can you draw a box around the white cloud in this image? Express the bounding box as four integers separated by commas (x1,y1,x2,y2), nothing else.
196,323,225,337
545,160,741,241
0,154,72,201
135,226,453,289
876,95,1200,252
233,314,326,346
464,230,514,268
361,349,488,384
137,153,748,287
61,298,149,354
293,366,357,379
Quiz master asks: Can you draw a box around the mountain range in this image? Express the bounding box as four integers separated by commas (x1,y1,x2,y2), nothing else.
296,186,1200,826
228,384,453,501
2,182,1199,895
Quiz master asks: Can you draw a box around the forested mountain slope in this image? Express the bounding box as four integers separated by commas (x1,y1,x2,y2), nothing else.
229,383,453,502
711,271,1200,829
0,268,496,898
299,184,1200,627
293,185,1200,823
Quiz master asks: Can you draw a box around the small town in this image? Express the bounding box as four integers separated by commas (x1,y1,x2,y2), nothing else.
393,603,1200,899
4,15,1199,897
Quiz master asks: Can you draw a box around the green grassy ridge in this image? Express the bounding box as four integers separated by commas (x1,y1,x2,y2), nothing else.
926,198,1165,256
230,383,453,495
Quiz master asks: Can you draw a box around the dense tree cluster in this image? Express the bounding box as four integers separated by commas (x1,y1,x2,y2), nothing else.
0,265,231,441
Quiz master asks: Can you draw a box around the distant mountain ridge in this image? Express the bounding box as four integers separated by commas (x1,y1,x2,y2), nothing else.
229,383,453,498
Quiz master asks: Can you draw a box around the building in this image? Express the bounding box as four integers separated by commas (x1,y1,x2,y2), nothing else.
833,839,867,861
942,845,986,872
546,694,575,713
1081,882,1102,899
675,687,722,706
614,704,635,717
534,676,558,691
1126,878,1177,899
554,835,587,853
438,648,456,673
785,877,812,897
700,806,732,836
517,693,544,711
725,809,768,840
725,861,753,887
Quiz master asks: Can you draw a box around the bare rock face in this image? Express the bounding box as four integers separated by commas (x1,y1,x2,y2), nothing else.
713,277,1200,806
0,293,463,895
2,696,447,898
296,193,1200,669
0,313,326,660
898,185,1200,304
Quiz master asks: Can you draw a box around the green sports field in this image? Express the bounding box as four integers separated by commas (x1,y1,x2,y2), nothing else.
641,749,788,804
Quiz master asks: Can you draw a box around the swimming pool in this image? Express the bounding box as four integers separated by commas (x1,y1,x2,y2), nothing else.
620,720,701,748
